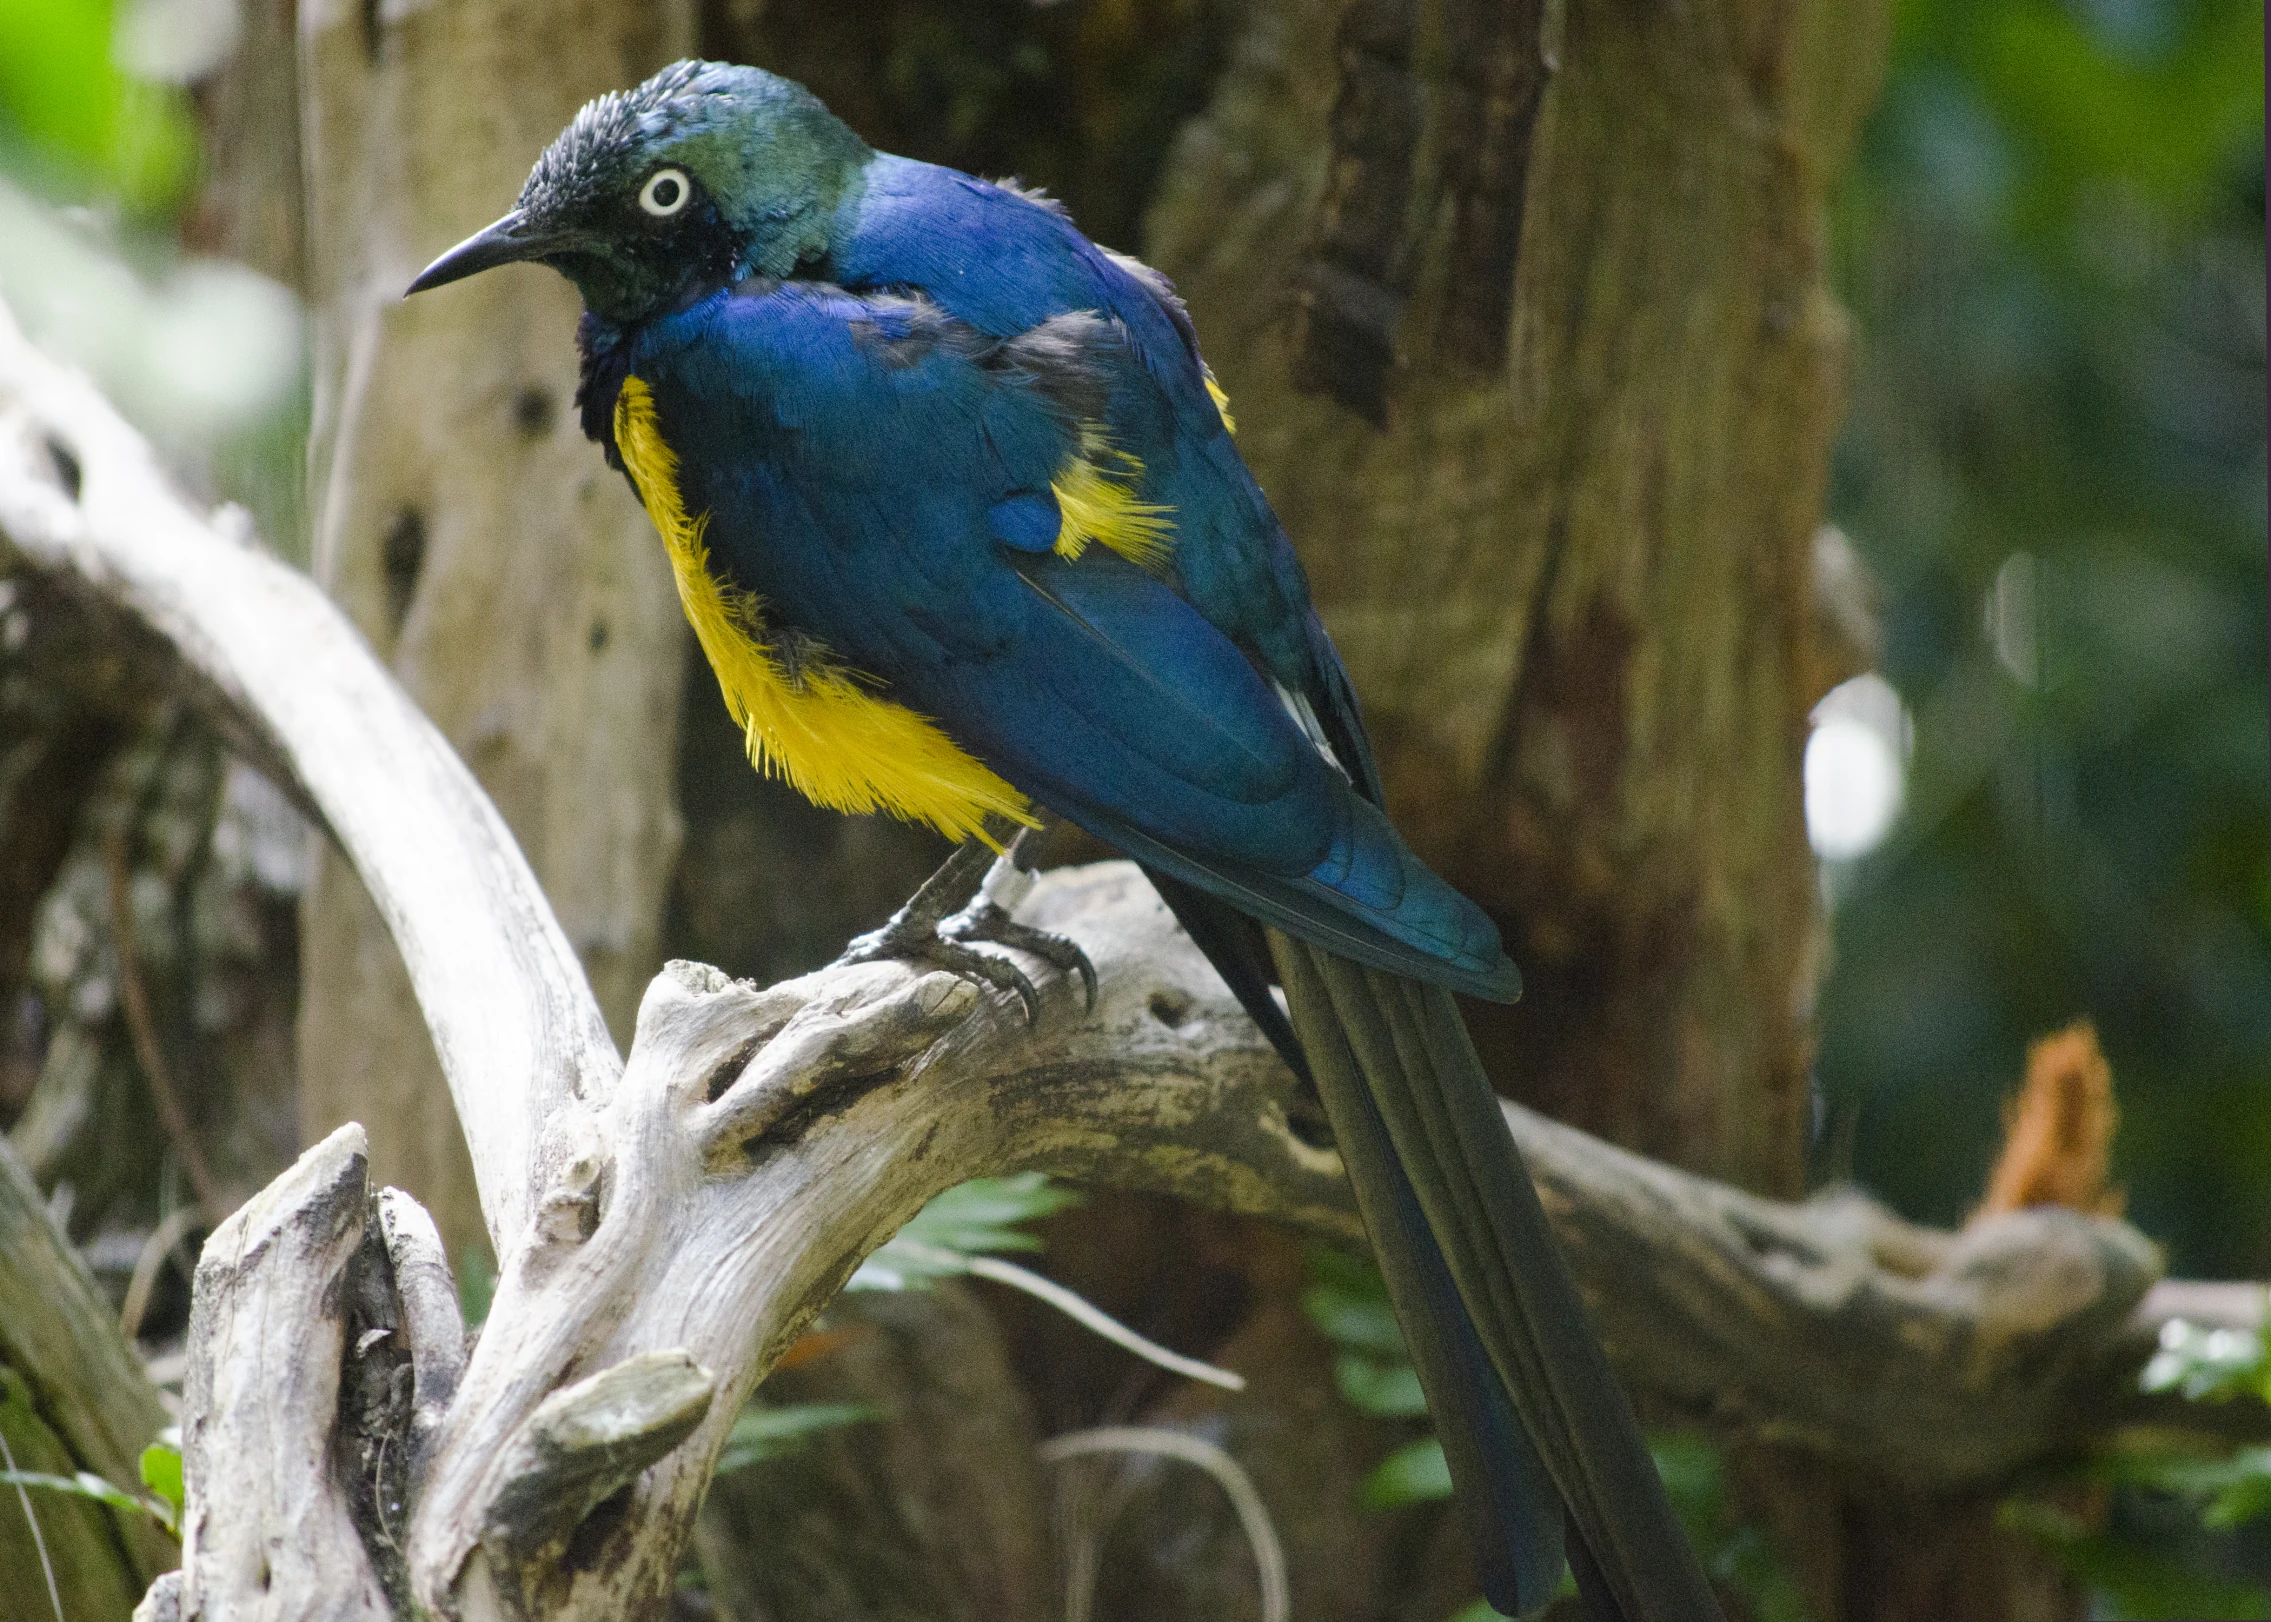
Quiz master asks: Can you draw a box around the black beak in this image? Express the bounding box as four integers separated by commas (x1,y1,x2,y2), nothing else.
405,209,557,296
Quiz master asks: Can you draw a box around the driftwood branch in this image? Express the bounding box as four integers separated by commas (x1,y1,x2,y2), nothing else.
175,1124,390,1621
0,302,617,1261
0,298,2258,1620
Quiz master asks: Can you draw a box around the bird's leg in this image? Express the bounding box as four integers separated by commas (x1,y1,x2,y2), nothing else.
940,825,1098,1014
834,822,1091,1023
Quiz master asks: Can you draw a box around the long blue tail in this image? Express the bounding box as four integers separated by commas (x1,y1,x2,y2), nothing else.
1271,938,1725,1622
1147,870,1563,1613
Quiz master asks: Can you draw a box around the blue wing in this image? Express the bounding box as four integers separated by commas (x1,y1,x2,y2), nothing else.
626,277,1514,1000
822,159,1384,796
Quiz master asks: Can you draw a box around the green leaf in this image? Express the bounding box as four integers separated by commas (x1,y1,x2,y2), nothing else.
2004,1498,2271,1619
1305,1260,1803,1622
849,1174,1078,1290
1301,1248,1409,1360
0,1467,174,1534
714,1403,878,1476
1361,1436,1452,1509
138,1440,183,1514
1334,1350,1427,1418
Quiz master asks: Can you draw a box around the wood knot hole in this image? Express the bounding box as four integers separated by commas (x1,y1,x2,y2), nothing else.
513,386,555,438
704,1037,764,1104
381,507,426,635
1147,988,1194,1028
44,436,80,502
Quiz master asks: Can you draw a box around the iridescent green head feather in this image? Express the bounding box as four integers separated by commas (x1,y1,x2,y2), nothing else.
406,60,871,323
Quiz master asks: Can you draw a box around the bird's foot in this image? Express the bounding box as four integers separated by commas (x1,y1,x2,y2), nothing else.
939,898,1097,1016
834,832,1092,1024
838,908,1051,1024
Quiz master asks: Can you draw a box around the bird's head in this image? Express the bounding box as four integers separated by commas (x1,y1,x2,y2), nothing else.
405,60,871,324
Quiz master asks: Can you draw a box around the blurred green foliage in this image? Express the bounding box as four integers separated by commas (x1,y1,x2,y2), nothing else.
1302,1248,1805,1621
0,0,198,212
2142,1311,2271,1404
713,1401,879,1475
1825,6,2267,1598
2003,1496,2271,1619
0,0,304,554
2102,1442,2271,1534
1818,0,2268,1282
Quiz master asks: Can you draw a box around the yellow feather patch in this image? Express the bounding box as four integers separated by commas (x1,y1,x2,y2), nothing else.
1050,425,1175,570
1203,371,1237,435
613,376,1034,846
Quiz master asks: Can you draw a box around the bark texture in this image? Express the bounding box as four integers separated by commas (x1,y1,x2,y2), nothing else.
1145,0,1891,1196
295,0,694,1259
0,1134,177,1620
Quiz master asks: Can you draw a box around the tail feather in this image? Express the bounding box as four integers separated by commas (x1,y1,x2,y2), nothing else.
1154,866,1564,1611
1270,934,1723,1622
1319,1021,1568,1614
1077,803,1520,1002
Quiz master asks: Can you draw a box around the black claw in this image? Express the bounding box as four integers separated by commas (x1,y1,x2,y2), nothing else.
833,836,1092,1027
935,936,1043,1025
838,916,1044,1024
940,901,1098,1014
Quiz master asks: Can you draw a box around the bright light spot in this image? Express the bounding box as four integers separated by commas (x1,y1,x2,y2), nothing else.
116,0,242,83
1806,722,1901,859
1806,673,1910,861
145,261,303,431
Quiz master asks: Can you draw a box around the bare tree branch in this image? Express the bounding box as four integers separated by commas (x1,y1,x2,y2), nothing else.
0,300,619,1259
175,1124,390,1621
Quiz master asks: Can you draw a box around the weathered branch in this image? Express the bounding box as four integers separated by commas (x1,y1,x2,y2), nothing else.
0,297,2257,1622
175,1124,390,1621
0,299,618,1259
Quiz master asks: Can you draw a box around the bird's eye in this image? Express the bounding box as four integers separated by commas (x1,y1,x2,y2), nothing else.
639,168,691,217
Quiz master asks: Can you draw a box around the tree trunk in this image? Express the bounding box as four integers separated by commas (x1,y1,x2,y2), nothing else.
295,0,694,1260
1144,0,1889,1197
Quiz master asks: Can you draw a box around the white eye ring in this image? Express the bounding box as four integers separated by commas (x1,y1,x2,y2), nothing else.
639,167,691,217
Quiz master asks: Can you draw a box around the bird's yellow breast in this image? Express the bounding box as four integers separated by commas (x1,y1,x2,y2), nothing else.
612,375,1035,845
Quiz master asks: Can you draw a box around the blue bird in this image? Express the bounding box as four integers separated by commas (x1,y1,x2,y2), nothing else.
409,60,1720,1622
